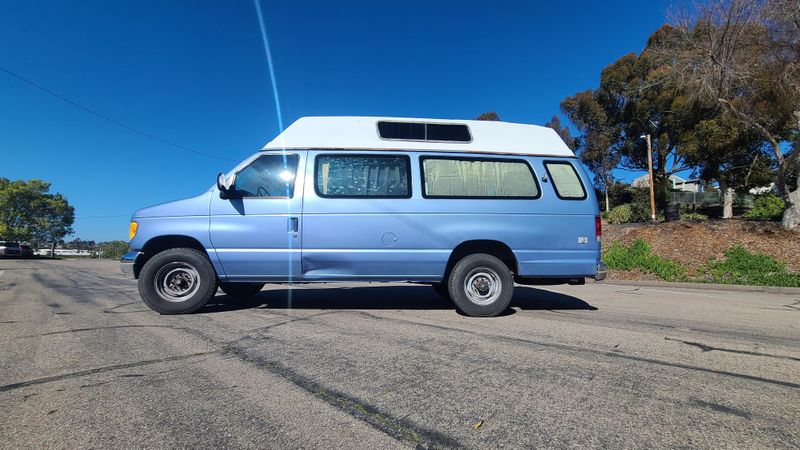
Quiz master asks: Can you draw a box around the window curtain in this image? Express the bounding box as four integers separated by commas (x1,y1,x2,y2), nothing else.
318,156,408,196
546,164,584,198
423,159,538,197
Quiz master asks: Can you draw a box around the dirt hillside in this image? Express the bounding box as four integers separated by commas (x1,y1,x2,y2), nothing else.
603,219,800,277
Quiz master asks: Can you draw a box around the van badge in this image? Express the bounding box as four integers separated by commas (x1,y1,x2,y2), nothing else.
577,236,588,244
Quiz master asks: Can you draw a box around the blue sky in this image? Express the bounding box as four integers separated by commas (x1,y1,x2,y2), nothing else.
1,0,677,241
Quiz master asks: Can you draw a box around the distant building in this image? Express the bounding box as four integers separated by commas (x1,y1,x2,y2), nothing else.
749,183,777,195
34,248,95,257
631,174,704,192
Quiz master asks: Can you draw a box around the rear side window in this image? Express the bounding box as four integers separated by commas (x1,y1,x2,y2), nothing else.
544,161,586,199
316,154,411,198
421,157,539,199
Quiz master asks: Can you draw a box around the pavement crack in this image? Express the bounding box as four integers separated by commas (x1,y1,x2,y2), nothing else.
616,288,644,295
79,380,113,389
24,324,183,338
664,337,800,362
0,350,220,393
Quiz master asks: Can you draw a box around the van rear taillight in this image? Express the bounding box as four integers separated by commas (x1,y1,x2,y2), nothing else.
595,216,602,241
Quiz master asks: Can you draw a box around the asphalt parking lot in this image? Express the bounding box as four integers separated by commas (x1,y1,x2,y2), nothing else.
0,259,798,449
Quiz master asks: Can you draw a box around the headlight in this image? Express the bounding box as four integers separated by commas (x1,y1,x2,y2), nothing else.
129,221,139,241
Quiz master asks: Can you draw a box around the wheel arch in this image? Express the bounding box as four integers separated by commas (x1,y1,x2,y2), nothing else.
443,240,518,280
135,235,209,278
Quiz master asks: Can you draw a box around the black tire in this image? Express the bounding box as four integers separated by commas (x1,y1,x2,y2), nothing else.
447,253,514,317
138,248,218,314
431,282,451,299
219,282,265,299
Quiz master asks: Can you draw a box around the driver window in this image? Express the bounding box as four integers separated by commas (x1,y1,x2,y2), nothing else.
234,154,299,198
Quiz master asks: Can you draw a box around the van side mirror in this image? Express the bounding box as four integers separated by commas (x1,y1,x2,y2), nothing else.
216,173,227,191
216,173,237,199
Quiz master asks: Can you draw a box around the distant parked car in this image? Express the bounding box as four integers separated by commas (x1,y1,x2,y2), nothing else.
0,241,21,257
20,244,34,258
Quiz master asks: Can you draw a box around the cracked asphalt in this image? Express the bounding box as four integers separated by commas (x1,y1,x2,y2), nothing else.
1,259,799,449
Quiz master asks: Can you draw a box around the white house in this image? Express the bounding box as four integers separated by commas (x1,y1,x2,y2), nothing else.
631,174,704,192
749,183,777,195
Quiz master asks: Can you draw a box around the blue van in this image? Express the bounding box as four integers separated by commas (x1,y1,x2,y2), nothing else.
122,117,605,317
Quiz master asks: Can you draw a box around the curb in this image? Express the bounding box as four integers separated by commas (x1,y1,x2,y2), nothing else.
594,279,800,295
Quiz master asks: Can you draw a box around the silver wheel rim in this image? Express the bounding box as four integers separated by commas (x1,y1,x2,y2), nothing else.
464,267,502,305
154,262,201,303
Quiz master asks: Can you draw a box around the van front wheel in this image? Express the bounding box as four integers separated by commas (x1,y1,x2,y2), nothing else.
138,248,218,314
447,254,513,317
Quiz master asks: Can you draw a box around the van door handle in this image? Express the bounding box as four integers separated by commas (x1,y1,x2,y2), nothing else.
287,217,299,233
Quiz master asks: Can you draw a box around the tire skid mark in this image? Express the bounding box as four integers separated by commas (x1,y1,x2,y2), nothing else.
664,337,800,362
103,301,150,314
0,350,220,393
6,313,463,450
782,299,800,311
293,310,800,390
171,310,462,448
523,308,798,348
690,398,752,419
224,344,463,450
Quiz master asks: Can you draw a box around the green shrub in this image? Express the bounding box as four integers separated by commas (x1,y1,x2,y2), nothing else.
606,202,652,224
681,212,708,221
603,239,687,281
743,194,785,221
606,204,633,224
699,246,800,287
629,192,655,222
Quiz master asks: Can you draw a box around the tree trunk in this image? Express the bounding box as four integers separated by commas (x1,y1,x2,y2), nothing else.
782,188,800,229
780,142,800,230
50,241,56,259
718,98,788,198
719,180,734,219
605,189,610,213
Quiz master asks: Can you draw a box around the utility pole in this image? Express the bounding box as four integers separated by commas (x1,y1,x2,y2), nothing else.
643,134,656,223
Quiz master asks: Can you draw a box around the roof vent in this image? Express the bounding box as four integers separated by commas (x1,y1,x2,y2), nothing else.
377,121,471,143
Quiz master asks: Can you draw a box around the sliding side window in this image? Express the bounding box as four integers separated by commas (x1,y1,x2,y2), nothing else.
316,154,411,198
421,157,539,199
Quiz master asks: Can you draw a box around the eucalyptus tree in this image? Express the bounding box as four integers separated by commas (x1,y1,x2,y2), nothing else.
560,25,702,210
660,0,800,227
679,112,775,217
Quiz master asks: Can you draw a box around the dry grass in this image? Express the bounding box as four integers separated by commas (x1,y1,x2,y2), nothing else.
603,219,800,278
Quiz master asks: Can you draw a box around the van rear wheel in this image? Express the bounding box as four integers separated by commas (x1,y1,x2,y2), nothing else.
219,282,265,299
447,253,513,317
138,248,218,314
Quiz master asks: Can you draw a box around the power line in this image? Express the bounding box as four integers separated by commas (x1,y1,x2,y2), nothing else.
0,64,238,162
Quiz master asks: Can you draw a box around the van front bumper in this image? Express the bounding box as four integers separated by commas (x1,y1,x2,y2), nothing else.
595,262,608,281
120,251,142,279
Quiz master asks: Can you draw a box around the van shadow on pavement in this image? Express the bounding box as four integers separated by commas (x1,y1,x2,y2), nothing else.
199,284,597,315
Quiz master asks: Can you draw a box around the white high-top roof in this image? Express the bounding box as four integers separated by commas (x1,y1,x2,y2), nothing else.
263,116,575,157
